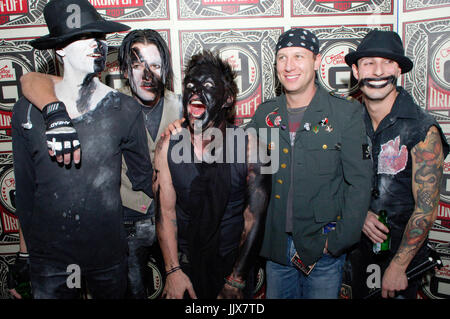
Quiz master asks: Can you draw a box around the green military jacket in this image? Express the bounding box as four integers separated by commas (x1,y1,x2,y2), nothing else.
120,88,182,213
247,85,372,266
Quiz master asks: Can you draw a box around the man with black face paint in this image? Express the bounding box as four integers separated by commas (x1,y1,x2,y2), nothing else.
345,30,449,299
153,51,271,299
20,29,182,298
11,0,153,298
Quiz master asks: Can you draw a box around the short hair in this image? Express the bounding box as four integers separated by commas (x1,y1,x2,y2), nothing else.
184,50,238,105
118,29,173,90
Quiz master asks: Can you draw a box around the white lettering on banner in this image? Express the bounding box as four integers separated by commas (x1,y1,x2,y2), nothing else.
0,0,25,14
89,0,142,7
235,94,260,117
2,211,18,232
438,202,450,220
429,86,450,110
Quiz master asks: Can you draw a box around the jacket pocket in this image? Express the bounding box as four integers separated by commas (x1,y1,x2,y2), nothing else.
313,199,339,223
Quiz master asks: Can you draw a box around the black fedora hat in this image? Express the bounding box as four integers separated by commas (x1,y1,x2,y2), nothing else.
345,30,413,74
30,0,130,50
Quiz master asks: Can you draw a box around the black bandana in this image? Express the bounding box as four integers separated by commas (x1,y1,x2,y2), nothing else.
276,28,319,55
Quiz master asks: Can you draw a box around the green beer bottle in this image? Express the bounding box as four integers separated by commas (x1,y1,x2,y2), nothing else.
373,210,390,254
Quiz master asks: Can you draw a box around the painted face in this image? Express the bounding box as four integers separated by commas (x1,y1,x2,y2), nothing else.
126,42,164,106
352,57,401,101
60,37,108,75
276,47,320,95
183,63,227,131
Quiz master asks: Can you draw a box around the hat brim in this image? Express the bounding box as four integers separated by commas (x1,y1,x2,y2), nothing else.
30,20,130,50
345,49,413,74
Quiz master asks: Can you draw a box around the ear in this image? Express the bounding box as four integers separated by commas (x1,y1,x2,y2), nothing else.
314,53,322,71
351,64,360,81
222,93,234,108
123,69,129,80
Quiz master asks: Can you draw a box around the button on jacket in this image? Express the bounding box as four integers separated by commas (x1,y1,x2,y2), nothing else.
247,85,372,266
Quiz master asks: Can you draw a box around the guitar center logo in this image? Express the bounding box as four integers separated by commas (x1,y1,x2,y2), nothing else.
318,41,358,95
0,55,32,112
0,0,46,29
180,28,281,126
178,0,282,19
0,39,56,112
292,0,392,15
428,35,450,111
220,46,259,101
404,19,449,113
90,0,169,21
308,25,391,96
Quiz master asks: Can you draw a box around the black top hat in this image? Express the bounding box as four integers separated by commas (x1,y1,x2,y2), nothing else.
30,0,130,50
345,30,413,74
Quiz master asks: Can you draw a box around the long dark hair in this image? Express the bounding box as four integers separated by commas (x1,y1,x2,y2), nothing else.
118,29,173,90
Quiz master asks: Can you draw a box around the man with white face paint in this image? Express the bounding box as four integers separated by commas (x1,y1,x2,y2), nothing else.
117,30,181,299
345,30,449,299
11,0,153,299
21,29,182,299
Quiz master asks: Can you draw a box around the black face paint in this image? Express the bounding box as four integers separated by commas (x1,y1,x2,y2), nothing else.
359,75,397,89
93,39,108,73
183,64,229,132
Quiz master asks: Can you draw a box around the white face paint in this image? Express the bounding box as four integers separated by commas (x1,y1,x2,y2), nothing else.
127,42,163,104
58,37,108,76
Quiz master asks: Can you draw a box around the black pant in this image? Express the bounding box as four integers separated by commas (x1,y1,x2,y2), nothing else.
29,256,127,299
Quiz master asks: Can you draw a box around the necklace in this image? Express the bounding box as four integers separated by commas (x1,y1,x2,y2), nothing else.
142,105,157,120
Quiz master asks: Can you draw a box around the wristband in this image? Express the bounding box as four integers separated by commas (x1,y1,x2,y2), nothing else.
224,275,246,290
166,266,182,276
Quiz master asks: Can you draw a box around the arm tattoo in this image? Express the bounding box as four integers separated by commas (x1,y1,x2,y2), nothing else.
394,127,444,266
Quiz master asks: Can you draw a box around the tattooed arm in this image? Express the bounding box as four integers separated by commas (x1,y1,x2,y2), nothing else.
154,135,197,299
381,126,444,298
218,133,271,299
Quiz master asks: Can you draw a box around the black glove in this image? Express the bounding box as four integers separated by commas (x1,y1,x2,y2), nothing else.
7,252,31,292
42,101,80,156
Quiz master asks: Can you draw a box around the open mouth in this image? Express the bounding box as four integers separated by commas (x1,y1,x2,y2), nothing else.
87,53,102,58
361,76,396,89
188,98,206,119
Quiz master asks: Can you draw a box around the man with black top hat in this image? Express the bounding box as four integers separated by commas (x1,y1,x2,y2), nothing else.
246,28,372,298
345,30,449,299
20,28,182,298
11,0,153,298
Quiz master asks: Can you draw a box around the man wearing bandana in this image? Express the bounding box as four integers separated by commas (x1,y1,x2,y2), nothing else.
11,0,153,298
246,28,372,298
345,30,449,299
19,29,182,298
153,51,271,299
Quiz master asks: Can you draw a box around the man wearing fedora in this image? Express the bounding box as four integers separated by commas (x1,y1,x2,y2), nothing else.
345,30,449,298
11,0,153,298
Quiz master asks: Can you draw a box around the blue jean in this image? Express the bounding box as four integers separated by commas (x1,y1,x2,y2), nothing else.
266,236,345,299
30,257,127,299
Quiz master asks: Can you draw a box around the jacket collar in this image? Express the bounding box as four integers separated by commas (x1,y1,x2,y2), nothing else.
363,86,418,136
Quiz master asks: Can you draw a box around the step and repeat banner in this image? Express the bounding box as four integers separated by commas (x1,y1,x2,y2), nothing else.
0,0,448,299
